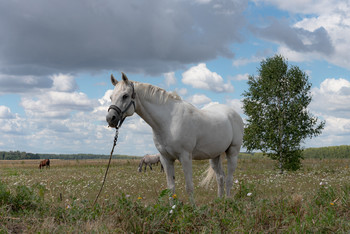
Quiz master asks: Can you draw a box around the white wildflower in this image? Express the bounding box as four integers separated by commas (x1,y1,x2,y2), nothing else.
247,192,252,197
169,209,173,214
172,205,176,209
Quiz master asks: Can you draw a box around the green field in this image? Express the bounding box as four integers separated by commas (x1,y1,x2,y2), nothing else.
1,158,349,233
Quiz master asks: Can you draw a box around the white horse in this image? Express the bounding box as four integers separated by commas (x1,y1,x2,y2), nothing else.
106,73,243,202
138,153,164,172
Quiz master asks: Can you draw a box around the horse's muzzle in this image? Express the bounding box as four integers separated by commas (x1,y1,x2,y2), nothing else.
106,108,122,128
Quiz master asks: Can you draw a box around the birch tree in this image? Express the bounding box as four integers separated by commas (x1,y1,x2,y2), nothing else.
242,55,325,172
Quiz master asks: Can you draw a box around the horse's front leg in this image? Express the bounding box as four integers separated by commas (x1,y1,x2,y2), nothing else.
179,152,195,204
160,156,175,195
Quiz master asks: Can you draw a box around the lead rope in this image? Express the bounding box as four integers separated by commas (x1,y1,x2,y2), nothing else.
92,128,119,207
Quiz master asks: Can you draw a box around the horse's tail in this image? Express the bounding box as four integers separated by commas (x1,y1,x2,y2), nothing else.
199,153,225,188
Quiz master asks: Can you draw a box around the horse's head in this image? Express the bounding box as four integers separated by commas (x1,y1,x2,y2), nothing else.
106,73,136,128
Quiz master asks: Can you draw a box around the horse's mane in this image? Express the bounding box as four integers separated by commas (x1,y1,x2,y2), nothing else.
133,81,182,104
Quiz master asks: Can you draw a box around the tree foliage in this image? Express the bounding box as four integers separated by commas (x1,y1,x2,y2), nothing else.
242,55,325,172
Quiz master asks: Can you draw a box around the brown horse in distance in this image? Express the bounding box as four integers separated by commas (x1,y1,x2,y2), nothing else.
39,159,50,169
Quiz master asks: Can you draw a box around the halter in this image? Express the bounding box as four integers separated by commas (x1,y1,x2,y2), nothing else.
108,82,136,128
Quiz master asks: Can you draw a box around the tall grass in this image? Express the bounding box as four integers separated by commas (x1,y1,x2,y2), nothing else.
0,158,349,232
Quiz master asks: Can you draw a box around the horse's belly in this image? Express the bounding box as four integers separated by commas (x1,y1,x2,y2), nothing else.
192,136,232,160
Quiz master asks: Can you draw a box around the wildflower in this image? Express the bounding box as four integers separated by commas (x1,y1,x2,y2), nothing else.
330,202,334,206
234,179,239,184
169,209,173,214
172,194,177,199
66,205,71,209
247,192,252,197
172,205,176,209
125,194,130,198
137,196,142,200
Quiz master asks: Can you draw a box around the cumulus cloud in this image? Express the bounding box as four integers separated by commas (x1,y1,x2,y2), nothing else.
254,0,350,69
225,98,244,115
182,63,234,92
51,74,78,92
310,78,350,118
0,74,52,94
305,78,350,147
253,19,334,55
0,83,158,155
21,91,97,119
255,0,345,15
0,106,15,119
164,72,177,87
231,73,249,81
0,0,247,76
187,94,212,107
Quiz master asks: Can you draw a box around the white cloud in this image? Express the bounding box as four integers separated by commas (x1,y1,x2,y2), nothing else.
232,73,249,81
256,0,350,69
225,99,244,115
187,94,212,107
233,55,263,67
202,101,220,109
182,63,234,93
310,78,350,118
98,89,113,106
176,88,188,96
0,106,15,119
306,115,350,147
21,91,96,119
255,0,346,15
0,81,159,155
164,72,177,87
51,74,78,92
276,46,313,63
305,78,350,147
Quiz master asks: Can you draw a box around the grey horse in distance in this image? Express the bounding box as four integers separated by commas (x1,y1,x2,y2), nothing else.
138,154,164,172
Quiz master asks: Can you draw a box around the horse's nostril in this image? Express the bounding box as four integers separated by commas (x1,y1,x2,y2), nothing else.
111,116,116,121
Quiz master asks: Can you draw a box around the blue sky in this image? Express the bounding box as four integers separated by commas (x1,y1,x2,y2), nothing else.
0,0,349,156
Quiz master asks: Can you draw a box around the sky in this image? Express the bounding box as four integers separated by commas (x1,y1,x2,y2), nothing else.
0,0,349,156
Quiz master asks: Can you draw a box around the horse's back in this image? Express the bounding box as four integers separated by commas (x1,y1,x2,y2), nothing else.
200,104,243,138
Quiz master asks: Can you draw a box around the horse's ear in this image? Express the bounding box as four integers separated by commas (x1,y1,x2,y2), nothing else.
121,72,129,84
111,74,118,86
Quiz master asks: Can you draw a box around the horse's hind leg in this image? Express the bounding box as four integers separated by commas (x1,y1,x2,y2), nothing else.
225,145,240,197
210,155,225,197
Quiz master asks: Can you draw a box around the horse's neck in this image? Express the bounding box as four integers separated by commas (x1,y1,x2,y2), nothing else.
135,92,175,132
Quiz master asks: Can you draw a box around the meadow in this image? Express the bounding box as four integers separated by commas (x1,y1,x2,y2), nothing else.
0,157,349,233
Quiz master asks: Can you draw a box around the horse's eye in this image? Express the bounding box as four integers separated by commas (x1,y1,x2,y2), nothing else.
122,94,129,100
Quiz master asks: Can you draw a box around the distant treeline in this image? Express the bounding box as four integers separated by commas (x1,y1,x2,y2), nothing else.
302,145,350,159
0,151,139,160
251,145,350,159
1,145,349,160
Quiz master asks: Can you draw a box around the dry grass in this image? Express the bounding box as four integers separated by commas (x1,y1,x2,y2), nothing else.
1,157,349,233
